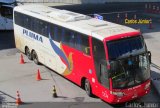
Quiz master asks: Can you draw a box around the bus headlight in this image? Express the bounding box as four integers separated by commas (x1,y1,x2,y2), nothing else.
111,91,124,97
144,82,150,90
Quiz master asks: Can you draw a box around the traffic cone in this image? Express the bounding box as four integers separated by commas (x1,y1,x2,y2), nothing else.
20,54,25,64
149,18,153,29
36,69,42,81
134,14,137,20
125,13,128,19
16,91,22,106
52,85,57,98
116,13,120,23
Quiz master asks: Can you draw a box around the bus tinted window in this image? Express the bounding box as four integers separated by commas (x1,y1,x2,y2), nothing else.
81,35,90,55
63,30,90,55
62,28,69,45
54,26,61,42
31,18,38,33
14,12,23,26
69,31,76,48
50,24,61,42
38,20,48,37
23,15,31,29
75,33,82,51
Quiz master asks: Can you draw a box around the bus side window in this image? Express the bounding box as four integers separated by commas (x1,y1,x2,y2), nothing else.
63,29,71,46
23,15,31,30
31,18,37,33
43,23,48,37
14,12,23,27
39,20,48,37
69,32,75,48
81,35,90,55
53,26,61,42
61,28,65,43
75,33,82,51
50,24,54,39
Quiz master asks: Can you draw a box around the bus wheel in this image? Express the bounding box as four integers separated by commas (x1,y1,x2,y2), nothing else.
85,79,93,97
25,47,32,60
32,50,39,65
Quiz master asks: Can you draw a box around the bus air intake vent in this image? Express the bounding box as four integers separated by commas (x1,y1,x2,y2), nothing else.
47,10,91,22
87,19,108,27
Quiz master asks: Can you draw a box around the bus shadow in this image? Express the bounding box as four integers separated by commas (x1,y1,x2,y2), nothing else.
0,30,15,50
0,91,16,100
45,66,99,97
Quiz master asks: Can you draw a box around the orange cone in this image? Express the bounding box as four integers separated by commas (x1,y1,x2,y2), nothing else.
20,54,25,64
36,69,42,81
16,91,22,106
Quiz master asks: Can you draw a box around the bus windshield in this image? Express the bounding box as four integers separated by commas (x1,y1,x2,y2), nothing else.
106,36,150,89
107,36,145,60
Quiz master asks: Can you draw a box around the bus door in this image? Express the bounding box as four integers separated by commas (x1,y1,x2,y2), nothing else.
0,5,13,30
92,38,109,89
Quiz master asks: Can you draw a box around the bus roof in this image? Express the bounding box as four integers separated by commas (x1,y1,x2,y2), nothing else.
14,4,139,41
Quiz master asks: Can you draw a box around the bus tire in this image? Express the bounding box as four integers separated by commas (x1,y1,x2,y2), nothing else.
85,79,93,97
32,50,39,65
25,47,32,60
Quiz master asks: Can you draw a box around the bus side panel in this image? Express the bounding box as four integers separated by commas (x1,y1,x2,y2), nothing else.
60,44,94,86
14,25,26,52
44,40,67,74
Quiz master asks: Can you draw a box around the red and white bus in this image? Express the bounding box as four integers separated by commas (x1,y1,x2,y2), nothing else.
13,4,151,104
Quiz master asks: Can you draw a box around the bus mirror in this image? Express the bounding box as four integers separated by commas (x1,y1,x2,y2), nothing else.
148,51,151,64
85,47,90,54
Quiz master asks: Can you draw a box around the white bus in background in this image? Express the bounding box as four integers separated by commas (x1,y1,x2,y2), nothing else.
0,0,16,30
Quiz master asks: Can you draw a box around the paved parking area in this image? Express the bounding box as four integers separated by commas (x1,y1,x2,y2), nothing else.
1,6,160,107
0,27,160,108
0,50,101,103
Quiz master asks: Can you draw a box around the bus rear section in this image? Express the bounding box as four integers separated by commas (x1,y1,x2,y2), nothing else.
90,31,151,104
